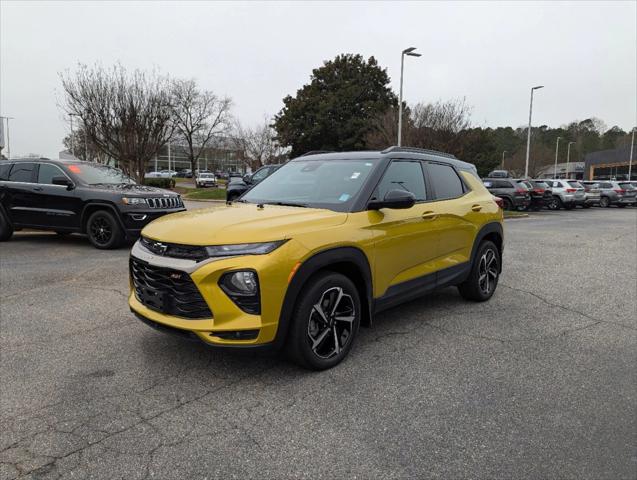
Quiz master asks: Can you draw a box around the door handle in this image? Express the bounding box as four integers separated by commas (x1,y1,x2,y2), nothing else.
421,211,437,220
32,186,43,192
471,204,482,212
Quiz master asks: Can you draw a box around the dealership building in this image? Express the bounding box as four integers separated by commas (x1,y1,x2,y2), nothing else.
583,145,635,180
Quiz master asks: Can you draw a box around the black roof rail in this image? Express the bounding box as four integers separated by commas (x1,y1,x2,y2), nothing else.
381,146,457,159
299,150,334,157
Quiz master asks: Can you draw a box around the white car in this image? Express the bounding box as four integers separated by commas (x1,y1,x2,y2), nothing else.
159,170,177,178
195,172,217,188
145,171,163,178
543,179,586,209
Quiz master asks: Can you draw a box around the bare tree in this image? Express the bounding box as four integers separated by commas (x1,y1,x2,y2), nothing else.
171,79,232,176
233,118,286,169
62,126,107,163
60,63,174,182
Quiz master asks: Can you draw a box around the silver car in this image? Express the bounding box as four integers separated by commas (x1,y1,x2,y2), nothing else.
543,179,586,210
582,181,637,208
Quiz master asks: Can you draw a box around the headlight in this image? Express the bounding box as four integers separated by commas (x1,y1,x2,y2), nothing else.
204,240,286,257
122,197,148,206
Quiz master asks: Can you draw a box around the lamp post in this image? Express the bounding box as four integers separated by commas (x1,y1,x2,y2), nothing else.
566,141,575,179
524,85,544,178
629,127,635,181
501,150,507,169
397,47,421,147
69,114,76,158
554,136,562,178
1,116,14,160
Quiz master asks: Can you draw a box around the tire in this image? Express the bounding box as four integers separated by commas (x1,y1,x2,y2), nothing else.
86,210,124,249
286,272,361,370
583,204,591,209
599,196,610,208
226,192,239,202
549,196,563,210
565,204,574,210
618,204,626,208
502,197,513,211
458,240,500,302
0,210,14,242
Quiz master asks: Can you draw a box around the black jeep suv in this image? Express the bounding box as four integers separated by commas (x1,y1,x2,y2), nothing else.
0,159,184,249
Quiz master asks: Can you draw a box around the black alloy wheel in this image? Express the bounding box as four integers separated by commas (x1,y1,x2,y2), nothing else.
287,272,361,370
458,240,500,302
87,210,123,249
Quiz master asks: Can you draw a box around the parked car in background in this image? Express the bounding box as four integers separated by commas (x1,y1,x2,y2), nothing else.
515,179,551,210
543,179,586,210
226,164,282,201
195,172,217,188
487,170,512,178
482,178,531,210
583,180,637,207
145,171,163,178
580,181,601,208
0,159,184,249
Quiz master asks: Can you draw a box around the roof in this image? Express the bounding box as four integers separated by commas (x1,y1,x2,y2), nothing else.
292,148,477,172
584,145,632,166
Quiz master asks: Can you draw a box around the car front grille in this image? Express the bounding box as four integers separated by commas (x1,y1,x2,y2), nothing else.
147,196,183,209
140,236,208,261
130,257,212,319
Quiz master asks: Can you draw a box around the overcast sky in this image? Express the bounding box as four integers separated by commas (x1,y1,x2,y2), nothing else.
1,0,635,158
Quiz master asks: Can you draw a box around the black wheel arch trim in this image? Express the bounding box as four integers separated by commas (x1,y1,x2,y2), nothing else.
81,202,126,235
273,246,373,350
470,222,504,272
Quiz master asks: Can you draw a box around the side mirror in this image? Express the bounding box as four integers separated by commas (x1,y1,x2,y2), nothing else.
368,189,416,210
52,176,74,190
243,174,252,184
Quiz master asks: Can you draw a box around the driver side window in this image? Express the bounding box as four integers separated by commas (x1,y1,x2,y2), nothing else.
374,161,426,201
252,167,270,182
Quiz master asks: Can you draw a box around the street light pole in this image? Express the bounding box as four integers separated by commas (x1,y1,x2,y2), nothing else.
397,47,421,147
501,150,507,169
629,127,635,181
554,136,562,178
566,141,575,179
69,114,75,158
524,85,544,178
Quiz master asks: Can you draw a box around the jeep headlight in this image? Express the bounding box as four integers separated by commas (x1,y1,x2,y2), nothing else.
204,240,286,257
122,197,148,206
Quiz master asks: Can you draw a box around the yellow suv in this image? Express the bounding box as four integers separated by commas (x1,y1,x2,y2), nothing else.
129,147,503,369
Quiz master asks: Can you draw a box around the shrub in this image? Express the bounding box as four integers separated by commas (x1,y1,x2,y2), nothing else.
143,178,175,189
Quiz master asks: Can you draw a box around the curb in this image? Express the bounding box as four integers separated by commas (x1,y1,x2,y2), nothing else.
183,198,226,203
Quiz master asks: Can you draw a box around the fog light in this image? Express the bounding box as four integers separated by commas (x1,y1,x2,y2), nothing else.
219,270,261,314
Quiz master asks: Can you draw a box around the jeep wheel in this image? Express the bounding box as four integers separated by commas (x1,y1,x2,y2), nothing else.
458,240,500,302
87,210,123,249
0,210,14,242
227,192,239,202
599,196,610,208
286,272,361,370
548,196,561,210
502,197,512,210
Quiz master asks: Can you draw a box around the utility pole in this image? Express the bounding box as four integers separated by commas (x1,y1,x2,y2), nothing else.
524,85,544,178
554,137,562,178
629,127,635,181
1,116,14,159
69,114,76,157
566,141,575,179
501,151,507,169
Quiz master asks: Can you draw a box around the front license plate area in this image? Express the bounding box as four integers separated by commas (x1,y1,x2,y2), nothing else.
138,287,165,311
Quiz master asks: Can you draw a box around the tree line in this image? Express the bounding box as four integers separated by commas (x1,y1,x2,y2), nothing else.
60,56,632,180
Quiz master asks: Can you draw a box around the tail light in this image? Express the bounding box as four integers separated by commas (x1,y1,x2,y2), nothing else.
614,189,625,194
565,188,576,193
516,189,527,195
533,188,544,194
493,196,504,209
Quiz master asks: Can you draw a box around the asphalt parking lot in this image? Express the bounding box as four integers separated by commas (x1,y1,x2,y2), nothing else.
1,206,635,480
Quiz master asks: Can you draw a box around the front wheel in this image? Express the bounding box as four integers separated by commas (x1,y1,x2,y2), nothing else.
286,272,361,370
0,210,14,242
458,241,500,302
86,210,124,249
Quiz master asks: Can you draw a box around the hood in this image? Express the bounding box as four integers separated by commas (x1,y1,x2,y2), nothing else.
88,183,177,196
141,203,347,245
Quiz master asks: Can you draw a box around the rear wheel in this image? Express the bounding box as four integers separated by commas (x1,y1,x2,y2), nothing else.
618,204,626,208
86,210,124,249
286,272,361,370
548,196,562,210
583,204,591,208
226,192,240,202
458,241,500,302
599,196,610,208
0,210,14,242
502,197,513,210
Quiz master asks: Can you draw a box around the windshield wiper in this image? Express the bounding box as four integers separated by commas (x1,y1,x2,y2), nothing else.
264,201,308,208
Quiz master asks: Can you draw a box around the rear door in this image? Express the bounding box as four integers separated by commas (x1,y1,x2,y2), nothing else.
31,162,81,229
2,162,39,226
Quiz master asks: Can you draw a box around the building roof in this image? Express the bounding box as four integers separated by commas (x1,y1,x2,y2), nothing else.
584,145,632,166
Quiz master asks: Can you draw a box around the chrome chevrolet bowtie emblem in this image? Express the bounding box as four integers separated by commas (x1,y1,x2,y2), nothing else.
152,242,168,254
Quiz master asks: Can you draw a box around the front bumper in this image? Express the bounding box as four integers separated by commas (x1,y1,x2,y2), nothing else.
128,239,297,348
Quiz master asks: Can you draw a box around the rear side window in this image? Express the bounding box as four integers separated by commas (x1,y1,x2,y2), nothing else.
8,163,35,182
495,180,513,188
618,183,636,190
0,163,11,181
427,163,464,200
599,182,612,188
376,161,426,201
38,163,67,184
568,181,583,188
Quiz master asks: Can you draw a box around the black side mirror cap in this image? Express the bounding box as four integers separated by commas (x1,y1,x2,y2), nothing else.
368,189,416,210
52,176,74,190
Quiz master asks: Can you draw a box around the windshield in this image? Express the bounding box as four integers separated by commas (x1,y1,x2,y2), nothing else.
66,163,135,185
532,181,549,188
199,173,214,178
618,182,636,190
242,159,377,210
